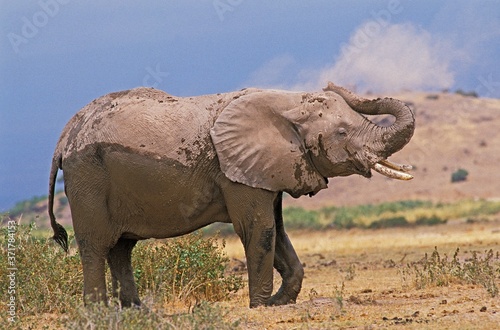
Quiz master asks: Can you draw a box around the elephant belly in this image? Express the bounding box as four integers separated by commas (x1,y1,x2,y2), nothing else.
103,147,230,239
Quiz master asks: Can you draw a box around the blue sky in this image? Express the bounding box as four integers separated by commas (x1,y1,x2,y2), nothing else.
1,0,499,211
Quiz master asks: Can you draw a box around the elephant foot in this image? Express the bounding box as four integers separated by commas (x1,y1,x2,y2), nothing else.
249,297,271,308
267,289,297,306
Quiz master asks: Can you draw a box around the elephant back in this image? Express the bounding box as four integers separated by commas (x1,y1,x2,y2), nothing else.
57,87,252,167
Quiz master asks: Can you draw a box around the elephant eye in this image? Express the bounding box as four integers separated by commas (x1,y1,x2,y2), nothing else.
338,127,347,137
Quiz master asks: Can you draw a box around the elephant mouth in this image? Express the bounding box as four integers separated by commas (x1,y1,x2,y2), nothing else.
371,159,414,180
344,148,413,180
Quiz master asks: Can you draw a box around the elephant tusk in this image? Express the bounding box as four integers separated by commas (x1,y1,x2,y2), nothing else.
372,161,414,180
377,159,413,172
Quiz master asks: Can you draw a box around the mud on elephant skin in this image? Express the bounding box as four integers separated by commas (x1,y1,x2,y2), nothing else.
48,82,415,308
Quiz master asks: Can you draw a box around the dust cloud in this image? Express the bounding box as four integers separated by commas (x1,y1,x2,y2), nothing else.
305,23,456,93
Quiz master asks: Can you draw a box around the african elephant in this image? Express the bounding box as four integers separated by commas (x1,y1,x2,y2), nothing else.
48,82,414,308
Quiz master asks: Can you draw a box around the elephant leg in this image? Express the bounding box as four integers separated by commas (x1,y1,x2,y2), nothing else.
268,192,304,305
76,234,109,305
222,182,277,308
107,237,140,307
66,174,118,306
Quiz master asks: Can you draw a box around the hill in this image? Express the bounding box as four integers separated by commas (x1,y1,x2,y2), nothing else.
4,91,500,228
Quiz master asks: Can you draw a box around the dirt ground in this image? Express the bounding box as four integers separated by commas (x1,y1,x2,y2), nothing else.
218,218,500,329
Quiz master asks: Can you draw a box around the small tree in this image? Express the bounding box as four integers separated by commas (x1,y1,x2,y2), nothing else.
451,169,468,183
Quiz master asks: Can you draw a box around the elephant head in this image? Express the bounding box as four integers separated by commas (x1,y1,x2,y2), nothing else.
211,82,415,198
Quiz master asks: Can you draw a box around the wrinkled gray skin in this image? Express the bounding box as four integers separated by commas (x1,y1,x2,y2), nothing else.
49,82,414,308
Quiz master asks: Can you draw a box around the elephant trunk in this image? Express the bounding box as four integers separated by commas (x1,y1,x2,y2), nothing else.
323,82,415,180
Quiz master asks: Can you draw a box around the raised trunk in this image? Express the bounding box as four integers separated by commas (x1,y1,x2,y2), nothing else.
324,82,415,180
324,82,415,157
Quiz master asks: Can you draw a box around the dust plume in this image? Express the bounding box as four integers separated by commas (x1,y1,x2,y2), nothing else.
310,23,456,93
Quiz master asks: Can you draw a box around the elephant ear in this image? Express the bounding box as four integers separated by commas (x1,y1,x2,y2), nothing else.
210,91,327,198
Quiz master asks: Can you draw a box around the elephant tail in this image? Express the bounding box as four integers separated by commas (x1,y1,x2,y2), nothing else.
48,153,68,252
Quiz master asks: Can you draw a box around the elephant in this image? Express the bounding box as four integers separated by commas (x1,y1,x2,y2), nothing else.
48,82,415,308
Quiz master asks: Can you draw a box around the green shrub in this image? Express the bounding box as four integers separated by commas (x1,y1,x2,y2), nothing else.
368,216,409,229
283,207,321,229
463,199,500,217
133,232,243,305
330,209,357,229
325,200,432,229
415,215,447,226
455,89,479,98
451,168,468,183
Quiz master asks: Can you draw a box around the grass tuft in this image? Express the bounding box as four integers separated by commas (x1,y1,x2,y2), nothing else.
0,221,82,316
133,232,244,305
67,300,240,330
401,247,500,297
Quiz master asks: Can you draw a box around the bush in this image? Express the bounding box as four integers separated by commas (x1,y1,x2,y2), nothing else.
368,216,409,229
330,208,357,229
455,89,479,98
283,207,321,230
415,215,447,226
451,169,468,183
322,201,434,230
133,232,243,305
